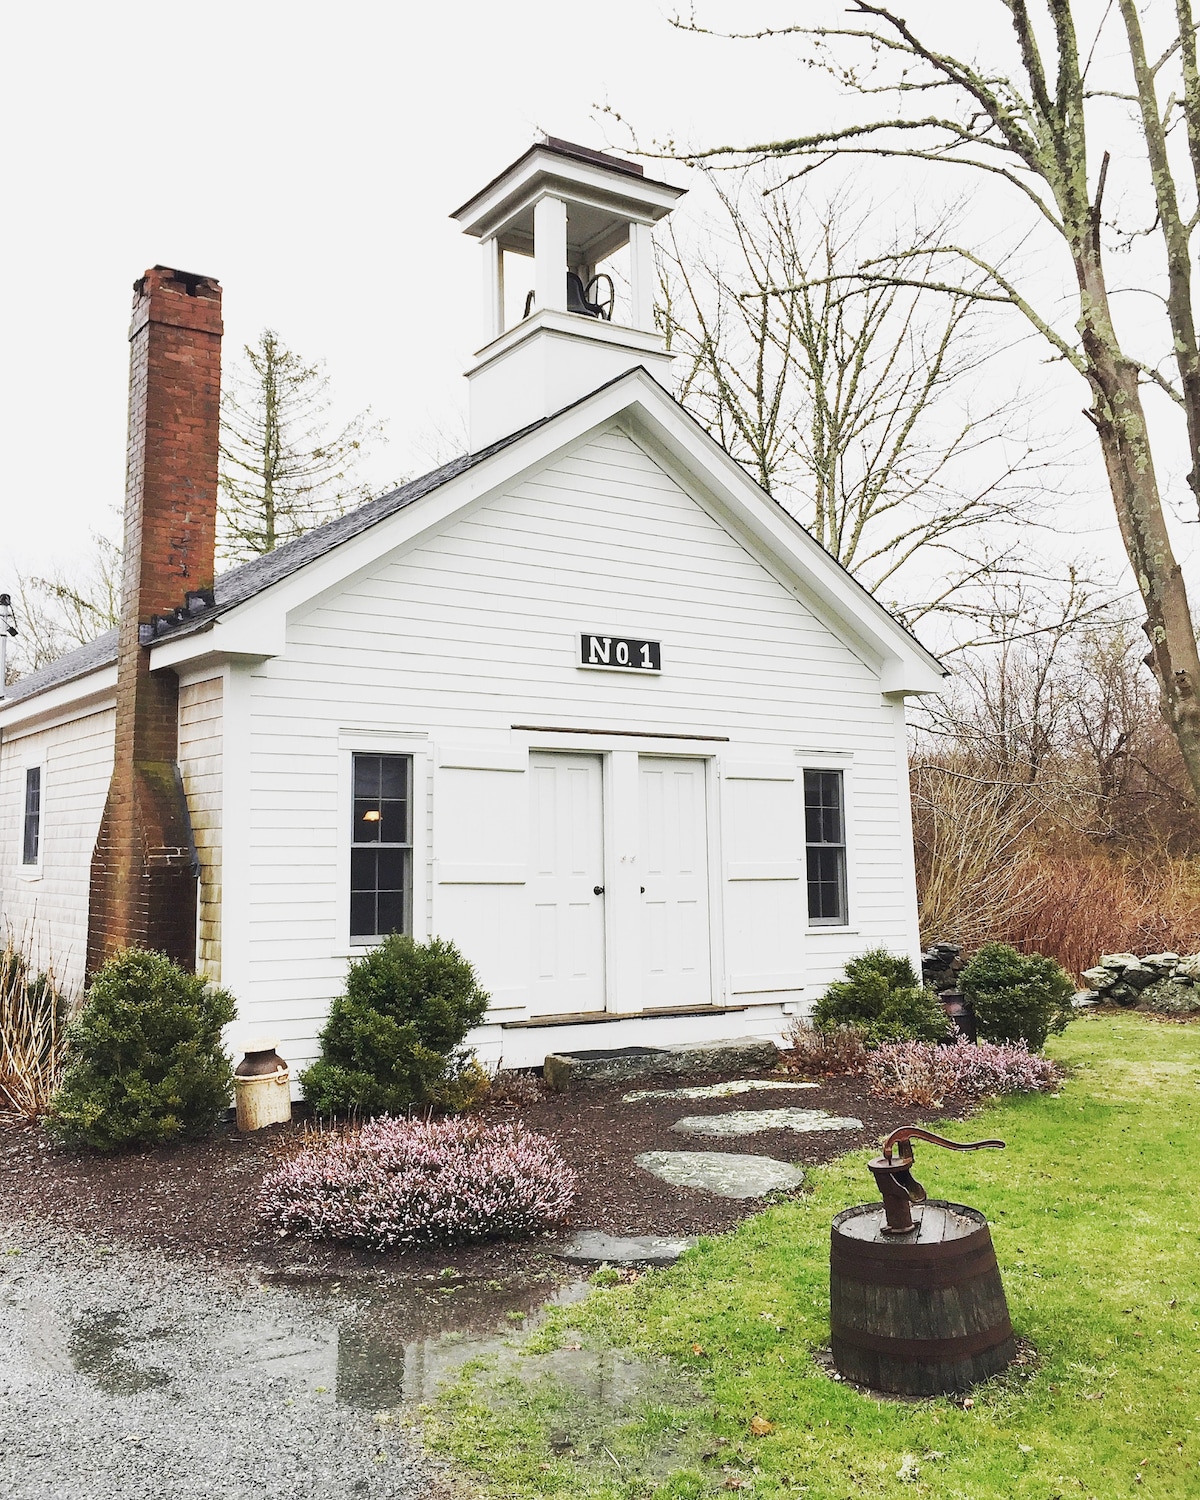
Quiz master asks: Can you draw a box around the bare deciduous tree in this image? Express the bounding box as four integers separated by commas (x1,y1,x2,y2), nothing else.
659,176,1062,631
667,0,1200,809
5,533,121,678
220,330,385,564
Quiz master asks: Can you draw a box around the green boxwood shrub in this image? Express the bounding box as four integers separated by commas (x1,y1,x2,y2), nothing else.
301,934,489,1117
46,949,236,1150
812,948,953,1047
960,942,1075,1050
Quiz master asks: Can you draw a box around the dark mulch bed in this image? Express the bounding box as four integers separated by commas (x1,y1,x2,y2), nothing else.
0,1067,962,1282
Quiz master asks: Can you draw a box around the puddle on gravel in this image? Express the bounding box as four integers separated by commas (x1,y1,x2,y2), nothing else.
49,1263,693,1432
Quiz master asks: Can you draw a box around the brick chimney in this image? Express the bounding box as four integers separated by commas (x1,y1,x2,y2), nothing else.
87,267,223,975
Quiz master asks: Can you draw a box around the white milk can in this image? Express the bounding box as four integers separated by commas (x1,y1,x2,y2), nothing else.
233,1037,292,1131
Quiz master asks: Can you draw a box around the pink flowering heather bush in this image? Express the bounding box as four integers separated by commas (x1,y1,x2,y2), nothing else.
260,1115,576,1250
866,1038,1063,1108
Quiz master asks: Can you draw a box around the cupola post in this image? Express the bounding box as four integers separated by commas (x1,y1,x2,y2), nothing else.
452,137,687,450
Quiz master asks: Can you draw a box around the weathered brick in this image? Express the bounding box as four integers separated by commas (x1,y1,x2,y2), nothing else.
87,267,223,976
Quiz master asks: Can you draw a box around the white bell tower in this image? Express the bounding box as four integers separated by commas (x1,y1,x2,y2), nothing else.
451,137,687,450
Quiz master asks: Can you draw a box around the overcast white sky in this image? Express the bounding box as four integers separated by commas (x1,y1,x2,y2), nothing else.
0,0,1191,604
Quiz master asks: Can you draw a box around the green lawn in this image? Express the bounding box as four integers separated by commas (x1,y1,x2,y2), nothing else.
425,1014,1200,1499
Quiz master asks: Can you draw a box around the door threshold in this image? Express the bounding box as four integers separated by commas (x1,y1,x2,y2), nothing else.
502,1003,750,1030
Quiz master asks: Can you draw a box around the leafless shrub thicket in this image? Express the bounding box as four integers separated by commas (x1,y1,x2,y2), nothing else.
912,615,1200,975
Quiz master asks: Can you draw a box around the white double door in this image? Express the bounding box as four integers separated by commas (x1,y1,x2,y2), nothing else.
528,751,711,1017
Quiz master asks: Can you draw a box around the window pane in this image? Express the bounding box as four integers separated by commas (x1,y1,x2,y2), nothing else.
354,755,380,797
351,847,377,890
376,846,406,888
378,799,407,844
807,846,846,924
379,757,408,801
375,886,405,937
22,767,41,865
350,891,376,940
804,770,843,845
354,797,383,841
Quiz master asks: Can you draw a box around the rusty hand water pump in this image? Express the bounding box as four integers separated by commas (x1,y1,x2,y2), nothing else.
829,1128,1016,1396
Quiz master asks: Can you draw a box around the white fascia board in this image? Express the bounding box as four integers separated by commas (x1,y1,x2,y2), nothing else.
147,367,945,695
0,664,117,736
453,150,684,238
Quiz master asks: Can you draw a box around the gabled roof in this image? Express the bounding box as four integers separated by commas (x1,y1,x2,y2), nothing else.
1,407,557,704
3,367,945,708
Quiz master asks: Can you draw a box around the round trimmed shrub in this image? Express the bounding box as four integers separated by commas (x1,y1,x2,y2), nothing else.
45,948,235,1151
959,942,1075,1050
260,1116,576,1249
300,934,489,1117
812,948,953,1047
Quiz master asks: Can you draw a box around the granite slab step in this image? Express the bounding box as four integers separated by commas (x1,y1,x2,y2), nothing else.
672,1108,863,1137
543,1037,780,1090
635,1150,805,1199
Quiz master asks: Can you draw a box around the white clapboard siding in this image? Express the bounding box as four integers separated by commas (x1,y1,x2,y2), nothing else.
178,678,223,981
237,424,916,1061
0,707,115,995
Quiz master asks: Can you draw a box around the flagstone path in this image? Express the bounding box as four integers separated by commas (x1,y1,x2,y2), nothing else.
621,1079,821,1103
634,1151,806,1199
671,1107,863,1137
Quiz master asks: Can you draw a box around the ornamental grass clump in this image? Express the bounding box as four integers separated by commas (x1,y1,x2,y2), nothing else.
0,937,71,1119
260,1115,576,1250
45,948,235,1150
301,935,489,1117
866,1038,1063,1108
813,948,952,1047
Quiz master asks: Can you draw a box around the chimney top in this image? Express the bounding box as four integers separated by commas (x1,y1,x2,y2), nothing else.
134,265,222,300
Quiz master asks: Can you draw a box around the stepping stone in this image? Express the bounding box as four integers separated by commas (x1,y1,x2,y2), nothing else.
554,1232,698,1266
635,1150,804,1199
543,1037,780,1091
623,1079,819,1103
671,1108,863,1137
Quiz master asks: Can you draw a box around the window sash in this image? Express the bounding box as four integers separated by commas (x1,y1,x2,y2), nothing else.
349,753,413,943
22,767,41,866
804,769,847,925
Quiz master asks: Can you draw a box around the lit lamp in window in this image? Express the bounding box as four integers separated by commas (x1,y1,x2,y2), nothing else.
361,810,382,822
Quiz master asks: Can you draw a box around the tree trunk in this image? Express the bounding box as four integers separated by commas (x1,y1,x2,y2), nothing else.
1074,246,1200,806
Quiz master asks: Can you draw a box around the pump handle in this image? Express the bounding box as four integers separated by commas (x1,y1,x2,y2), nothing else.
881,1127,1005,1163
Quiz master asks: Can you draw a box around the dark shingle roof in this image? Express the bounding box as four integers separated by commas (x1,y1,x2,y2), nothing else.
3,412,553,705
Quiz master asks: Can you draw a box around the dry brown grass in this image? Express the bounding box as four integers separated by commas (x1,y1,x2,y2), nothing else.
783,1021,869,1076
0,936,72,1119
989,855,1200,979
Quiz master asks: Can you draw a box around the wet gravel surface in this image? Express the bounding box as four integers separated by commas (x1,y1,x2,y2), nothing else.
0,1221,447,1500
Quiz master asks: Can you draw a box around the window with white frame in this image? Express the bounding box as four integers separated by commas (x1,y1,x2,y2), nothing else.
22,767,42,866
804,768,847,925
350,753,413,943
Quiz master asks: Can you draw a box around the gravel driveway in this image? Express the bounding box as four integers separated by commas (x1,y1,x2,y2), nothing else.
0,1222,441,1500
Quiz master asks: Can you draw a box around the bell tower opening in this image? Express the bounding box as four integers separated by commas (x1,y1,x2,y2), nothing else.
451,136,686,450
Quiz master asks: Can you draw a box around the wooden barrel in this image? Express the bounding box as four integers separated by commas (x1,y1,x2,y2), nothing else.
830,1200,1015,1396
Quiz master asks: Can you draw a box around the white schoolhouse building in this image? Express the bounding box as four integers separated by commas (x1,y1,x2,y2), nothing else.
0,139,944,1074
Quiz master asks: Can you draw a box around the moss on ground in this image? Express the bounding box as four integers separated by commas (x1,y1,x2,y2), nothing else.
424,1014,1200,1498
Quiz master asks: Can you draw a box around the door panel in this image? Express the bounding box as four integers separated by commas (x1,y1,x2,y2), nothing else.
528,753,606,1016
639,756,712,1009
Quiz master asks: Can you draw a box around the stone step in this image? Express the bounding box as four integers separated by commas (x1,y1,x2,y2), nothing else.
554,1232,698,1266
543,1036,780,1090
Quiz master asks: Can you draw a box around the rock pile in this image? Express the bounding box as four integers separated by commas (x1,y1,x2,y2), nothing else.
921,941,964,993
1080,952,1200,1015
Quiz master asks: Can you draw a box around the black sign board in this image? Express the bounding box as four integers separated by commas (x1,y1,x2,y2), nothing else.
579,633,661,673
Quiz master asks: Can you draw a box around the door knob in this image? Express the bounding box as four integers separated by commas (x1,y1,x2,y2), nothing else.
593,885,605,895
